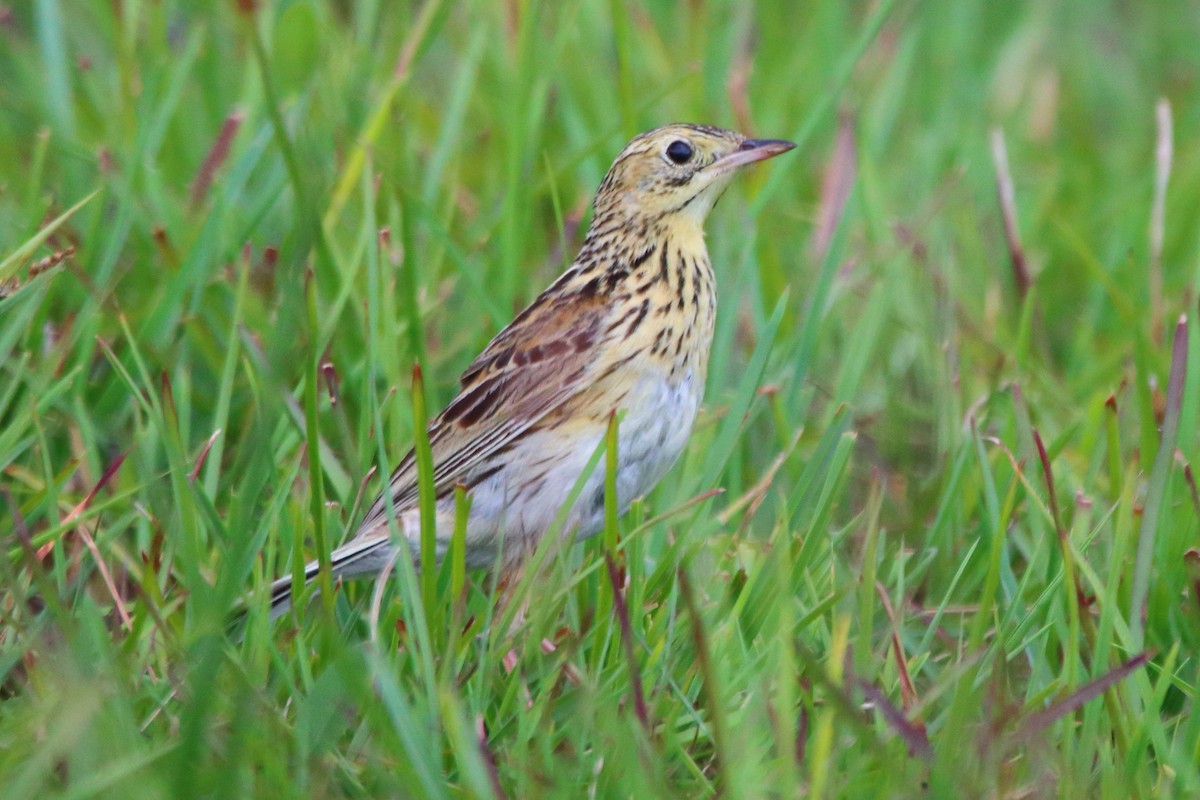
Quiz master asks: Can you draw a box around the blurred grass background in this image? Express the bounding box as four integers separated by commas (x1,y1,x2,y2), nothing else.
2,0,1199,796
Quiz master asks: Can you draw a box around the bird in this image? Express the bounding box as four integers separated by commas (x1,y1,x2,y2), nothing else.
268,123,795,618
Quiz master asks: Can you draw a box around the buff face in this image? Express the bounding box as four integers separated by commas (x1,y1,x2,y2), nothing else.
595,124,794,222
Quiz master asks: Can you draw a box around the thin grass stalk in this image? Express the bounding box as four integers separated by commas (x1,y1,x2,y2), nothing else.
303,272,335,618
1130,315,1189,647
413,363,438,630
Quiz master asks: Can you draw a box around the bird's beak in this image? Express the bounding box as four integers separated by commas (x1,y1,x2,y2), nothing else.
710,138,797,174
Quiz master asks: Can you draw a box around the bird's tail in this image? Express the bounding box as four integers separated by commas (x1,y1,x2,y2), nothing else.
266,535,397,620
267,563,319,620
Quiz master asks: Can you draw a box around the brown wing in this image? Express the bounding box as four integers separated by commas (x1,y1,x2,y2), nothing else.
355,276,611,536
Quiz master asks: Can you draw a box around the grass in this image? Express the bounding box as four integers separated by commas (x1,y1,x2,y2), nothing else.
2,0,1199,796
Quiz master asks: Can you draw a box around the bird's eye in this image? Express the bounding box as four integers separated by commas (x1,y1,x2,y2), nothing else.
665,140,694,165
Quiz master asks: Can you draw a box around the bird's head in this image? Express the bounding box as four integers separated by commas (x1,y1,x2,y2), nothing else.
590,123,795,232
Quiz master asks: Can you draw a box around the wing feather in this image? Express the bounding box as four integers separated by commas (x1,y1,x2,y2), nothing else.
355,278,609,537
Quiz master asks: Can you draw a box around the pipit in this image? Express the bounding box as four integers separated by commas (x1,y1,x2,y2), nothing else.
270,124,794,617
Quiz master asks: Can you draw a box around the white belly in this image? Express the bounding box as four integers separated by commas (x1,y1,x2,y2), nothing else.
610,369,703,511
443,369,703,565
